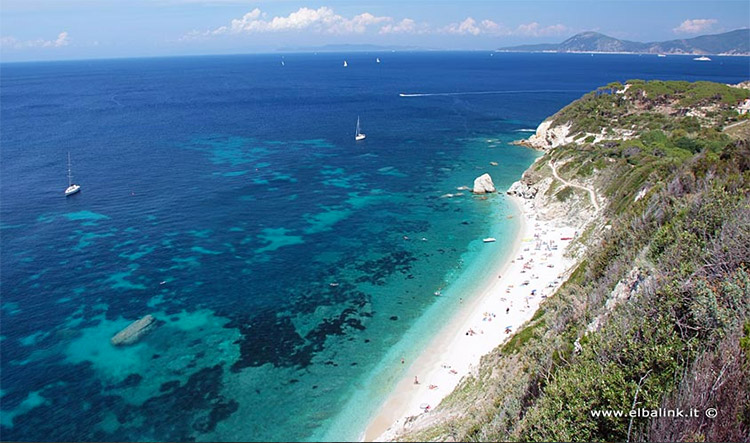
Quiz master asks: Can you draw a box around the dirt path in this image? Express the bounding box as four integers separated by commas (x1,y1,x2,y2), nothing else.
549,160,600,212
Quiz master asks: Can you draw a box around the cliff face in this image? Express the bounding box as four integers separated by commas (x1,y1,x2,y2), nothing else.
525,120,573,150
394,81,750,443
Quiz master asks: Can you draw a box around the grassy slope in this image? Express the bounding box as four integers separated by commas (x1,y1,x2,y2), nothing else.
400,81,750,442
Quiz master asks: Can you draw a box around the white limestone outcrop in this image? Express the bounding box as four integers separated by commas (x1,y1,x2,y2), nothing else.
507,180,538,200
472,173,496,194
526,119,574,150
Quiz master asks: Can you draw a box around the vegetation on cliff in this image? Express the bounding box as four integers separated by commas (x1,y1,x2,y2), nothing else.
553,80,749,140
398,80,750,442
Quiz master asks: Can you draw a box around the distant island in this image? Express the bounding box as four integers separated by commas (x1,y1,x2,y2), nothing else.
499,28,750,55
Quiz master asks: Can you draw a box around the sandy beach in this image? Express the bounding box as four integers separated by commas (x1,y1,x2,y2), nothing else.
363,186,580,441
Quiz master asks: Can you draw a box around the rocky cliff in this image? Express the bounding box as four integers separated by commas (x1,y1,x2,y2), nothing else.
393,80,750,443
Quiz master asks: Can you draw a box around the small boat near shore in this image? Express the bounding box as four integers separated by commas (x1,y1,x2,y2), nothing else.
693,56,711,61
483,238,496,243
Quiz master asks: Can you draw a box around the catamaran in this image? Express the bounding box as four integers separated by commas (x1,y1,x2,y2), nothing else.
355,116,366,141
64,152,81,196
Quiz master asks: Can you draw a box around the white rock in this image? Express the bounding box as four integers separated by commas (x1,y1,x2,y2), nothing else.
507,181,538,199
527,119,574,150
472,173,496,194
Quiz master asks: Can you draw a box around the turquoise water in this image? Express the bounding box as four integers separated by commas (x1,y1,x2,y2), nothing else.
2,52,748,441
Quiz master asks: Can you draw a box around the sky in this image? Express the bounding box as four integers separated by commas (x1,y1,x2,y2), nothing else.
1,0,749,62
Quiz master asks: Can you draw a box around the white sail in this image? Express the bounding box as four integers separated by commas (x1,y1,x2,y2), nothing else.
355,116,366,141
67,152,73,186
65,152,81,196
343,60,348,67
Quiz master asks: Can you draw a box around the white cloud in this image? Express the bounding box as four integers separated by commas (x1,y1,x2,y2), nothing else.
186,6,394,39
442,17,482,36
228,8,263,33
673,18,717,34
53,31,70,47
480,20,501,34
379,18,428,35
181,9,570,41
331,12,391,35
515,22,568,37
439,18,565,37
0,31,69,49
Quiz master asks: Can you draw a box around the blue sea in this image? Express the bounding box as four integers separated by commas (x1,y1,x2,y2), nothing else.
1,52,748,442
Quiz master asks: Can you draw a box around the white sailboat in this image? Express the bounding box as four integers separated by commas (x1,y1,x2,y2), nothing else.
355,116,366,141
343,60,348,67
64,152,81,196
376,57,381,63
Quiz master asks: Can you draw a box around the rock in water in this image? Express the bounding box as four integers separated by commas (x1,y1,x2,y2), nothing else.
111,315,156,346
472,173,496,194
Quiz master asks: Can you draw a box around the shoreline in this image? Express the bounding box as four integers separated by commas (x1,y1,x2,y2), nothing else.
363,180,578,441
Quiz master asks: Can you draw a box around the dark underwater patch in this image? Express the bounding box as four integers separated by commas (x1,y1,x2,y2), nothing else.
355,251,417,285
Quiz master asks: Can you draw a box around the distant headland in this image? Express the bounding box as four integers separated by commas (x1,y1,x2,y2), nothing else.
498,28,750,55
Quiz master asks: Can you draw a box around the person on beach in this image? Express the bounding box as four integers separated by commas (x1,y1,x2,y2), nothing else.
414,376,419,385
506,307,510,314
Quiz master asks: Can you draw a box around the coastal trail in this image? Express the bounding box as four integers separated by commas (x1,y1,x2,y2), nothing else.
548,160,600,212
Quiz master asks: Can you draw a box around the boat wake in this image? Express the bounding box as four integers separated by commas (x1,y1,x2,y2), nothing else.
399,89,584,97
514,129,537,132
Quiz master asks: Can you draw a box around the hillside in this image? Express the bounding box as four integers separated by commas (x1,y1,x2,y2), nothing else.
389,80,750,442
500,29,750,55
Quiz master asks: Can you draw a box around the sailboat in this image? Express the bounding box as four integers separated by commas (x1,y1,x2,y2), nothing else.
64,152,81,196
376,57,381,64
355,116,366,141
343,60,348,68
